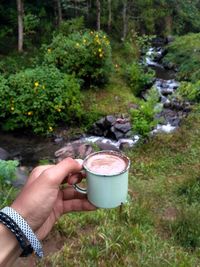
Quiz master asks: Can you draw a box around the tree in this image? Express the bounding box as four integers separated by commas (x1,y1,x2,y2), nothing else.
96,0,101,31
55,0,63,26
107,0,112,32
122,0,127,41
17,0,24,52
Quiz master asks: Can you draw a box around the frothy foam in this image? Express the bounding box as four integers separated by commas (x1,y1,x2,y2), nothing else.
84,153,127,175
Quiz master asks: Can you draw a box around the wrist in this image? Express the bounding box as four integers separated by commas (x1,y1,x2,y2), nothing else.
1,207,44,258
0,223,22,267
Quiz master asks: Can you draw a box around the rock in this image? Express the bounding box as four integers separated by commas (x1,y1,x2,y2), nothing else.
163,61,176,70
110,126,124,140
55,143,75,159
119,142,132,150
160,88,173,96
78,144,93,158
168,117,181,127
89,115,133,140
96,117,106,129
54,137,63,144
163,101,171,109
105,115,116,127
124,130,133,138
114,122,131,133
89,123,104,136
152,37,166,47
55,141,94,161
0,147,10,160
96,142,120,152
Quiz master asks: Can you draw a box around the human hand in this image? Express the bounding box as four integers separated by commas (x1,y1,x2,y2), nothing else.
11,158,96,240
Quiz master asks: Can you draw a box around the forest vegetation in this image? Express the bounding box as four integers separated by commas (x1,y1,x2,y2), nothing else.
1,1,200,266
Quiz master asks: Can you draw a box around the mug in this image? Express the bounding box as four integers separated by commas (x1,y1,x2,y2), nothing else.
73,150,130,208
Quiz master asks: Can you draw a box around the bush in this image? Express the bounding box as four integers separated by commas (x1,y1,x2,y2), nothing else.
0,160,18,208
164,33,200,82
130,88,161,137
125,61,155,97
0,66,83,134
57,17,85,36
43,30,112,87
176,81,200,102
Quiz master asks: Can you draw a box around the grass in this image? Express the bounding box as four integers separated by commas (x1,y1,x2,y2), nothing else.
82,72,137,116
5,45,200,266
32,105,200,266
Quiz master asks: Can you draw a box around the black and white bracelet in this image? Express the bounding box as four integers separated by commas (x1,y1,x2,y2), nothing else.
0,207,43,258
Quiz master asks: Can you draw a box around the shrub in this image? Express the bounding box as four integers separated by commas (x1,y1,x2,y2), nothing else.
0,160,18,208
130,88,161,137
176,81,200,102
164,33,200,82
125,61,155,96
57,17,85,36
43,30,112,87
0,66,83,134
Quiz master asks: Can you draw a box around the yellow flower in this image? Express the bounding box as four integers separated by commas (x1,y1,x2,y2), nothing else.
76,43,80,47
11,107,14,111
34,82,39,87
103,35,106,39
47,48,51,53
83,39,87,43
90,31,93,34
42,85,45,89
98,48,102,52
49,126,53,132
95,34,99,38
99,53,103,58
28,111,33,116
57,108,61,112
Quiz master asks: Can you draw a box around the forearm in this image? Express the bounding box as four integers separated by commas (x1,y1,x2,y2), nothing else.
0,223,22,267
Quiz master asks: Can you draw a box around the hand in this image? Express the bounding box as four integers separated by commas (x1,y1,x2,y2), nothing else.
11,158,96,240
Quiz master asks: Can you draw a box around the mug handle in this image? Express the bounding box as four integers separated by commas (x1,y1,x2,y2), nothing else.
73,184,87,194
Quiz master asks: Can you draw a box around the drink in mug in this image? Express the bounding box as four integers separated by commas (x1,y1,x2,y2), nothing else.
74,150,130,208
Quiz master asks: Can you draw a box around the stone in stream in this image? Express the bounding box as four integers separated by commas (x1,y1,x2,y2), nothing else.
55,141,94,161
0,147,10,160
96,142,120,152
114,122,131,133
89,115,132,140
110,126,125,140
104,115,117,127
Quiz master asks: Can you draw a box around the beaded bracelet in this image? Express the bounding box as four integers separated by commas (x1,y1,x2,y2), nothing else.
0,212,28,250
0,207,43,258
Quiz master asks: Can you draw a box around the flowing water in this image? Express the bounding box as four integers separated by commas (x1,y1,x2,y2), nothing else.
0,46,180,166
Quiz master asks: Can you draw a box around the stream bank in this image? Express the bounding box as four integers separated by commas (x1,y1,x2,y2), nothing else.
0,39,192,177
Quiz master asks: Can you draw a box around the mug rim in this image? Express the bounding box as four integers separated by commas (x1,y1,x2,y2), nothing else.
83,150,130,177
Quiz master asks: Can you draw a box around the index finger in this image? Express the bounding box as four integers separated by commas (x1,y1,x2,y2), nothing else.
41,157,83,187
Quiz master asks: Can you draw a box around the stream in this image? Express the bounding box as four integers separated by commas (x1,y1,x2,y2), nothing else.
0,43,188,167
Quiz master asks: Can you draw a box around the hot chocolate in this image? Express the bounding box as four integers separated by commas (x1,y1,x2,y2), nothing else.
84,152,127,175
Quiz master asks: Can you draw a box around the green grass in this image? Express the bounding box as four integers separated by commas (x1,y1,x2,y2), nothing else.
34,106,200,266
82,73,137,116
